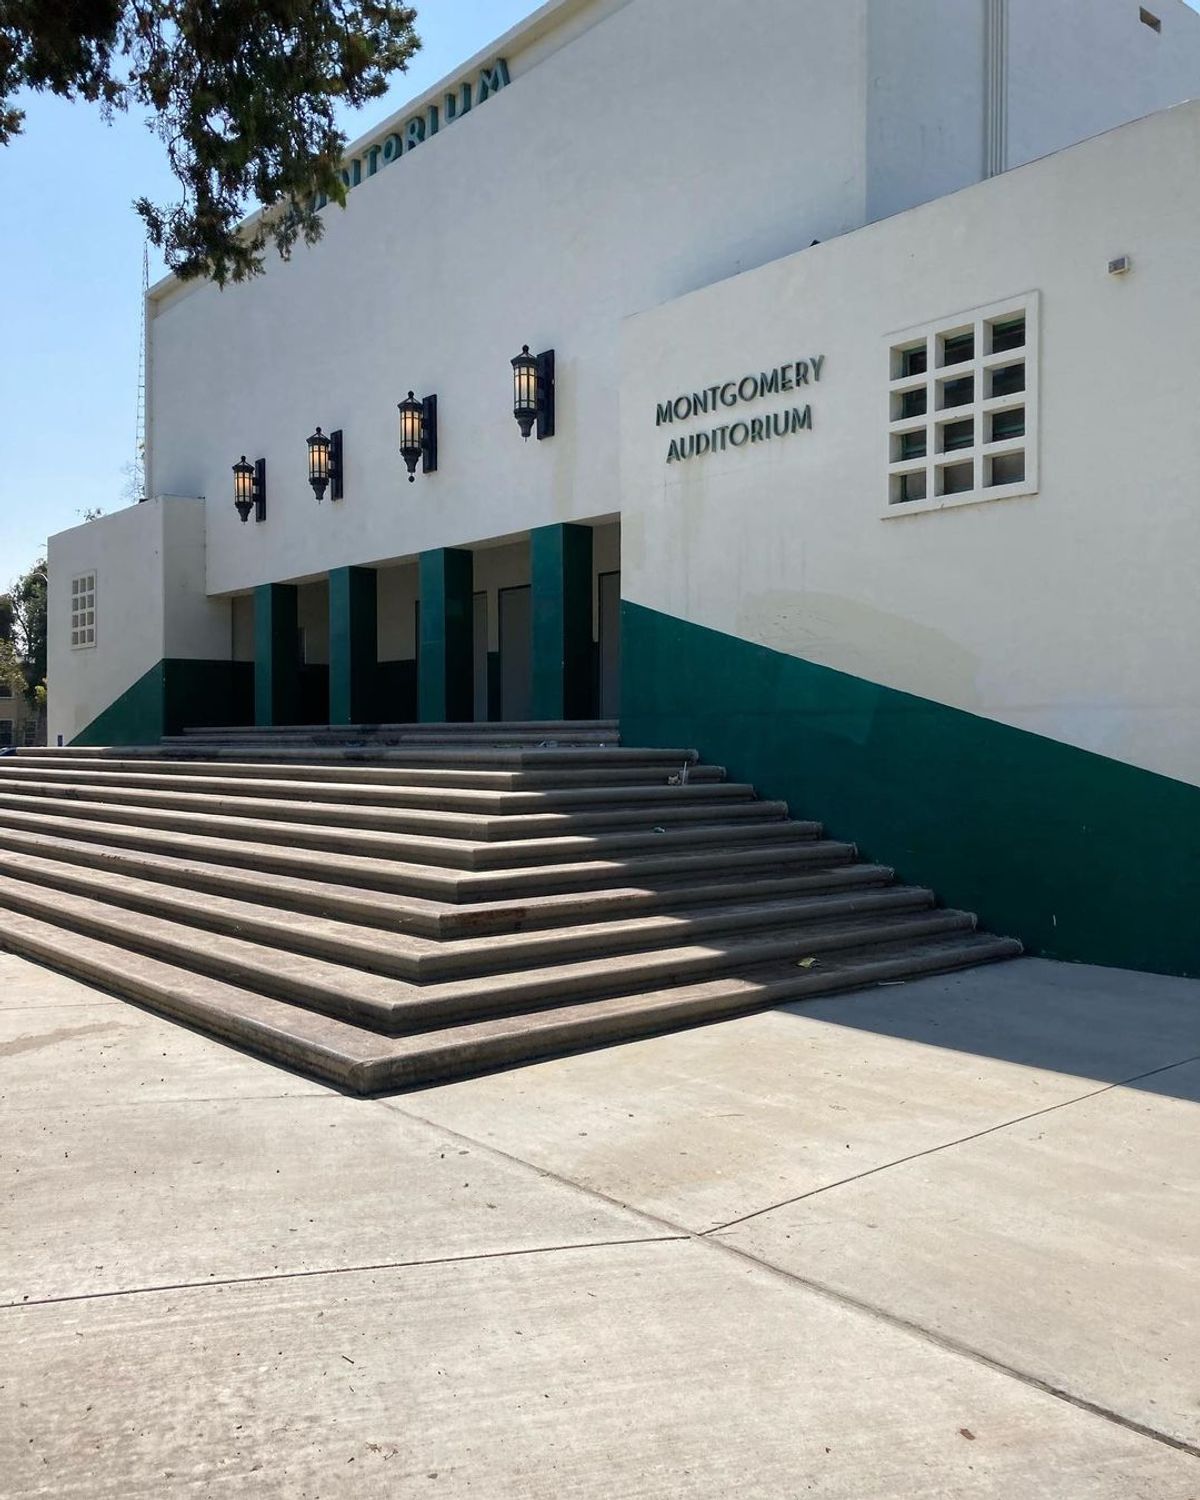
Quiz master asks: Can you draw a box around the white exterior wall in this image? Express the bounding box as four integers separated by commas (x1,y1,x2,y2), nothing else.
621,103,1200,789
47,497,225,744
866,0,1200,223
146,0,873,601
1006,0,1200,169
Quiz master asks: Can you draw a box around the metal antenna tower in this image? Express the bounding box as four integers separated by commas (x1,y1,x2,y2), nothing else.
132,240,149,501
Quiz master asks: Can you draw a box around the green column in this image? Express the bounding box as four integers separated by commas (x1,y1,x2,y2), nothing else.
254,583,301,727
419,548,474,723
531,523,594,720
329,566,378,725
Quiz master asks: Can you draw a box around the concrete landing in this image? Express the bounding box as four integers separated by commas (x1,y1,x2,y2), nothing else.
2,952,1198,1496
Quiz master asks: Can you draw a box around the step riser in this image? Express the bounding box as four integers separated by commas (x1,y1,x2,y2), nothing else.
0,855,935,981
0,808,857,899
0,780,785,839
0,878,976,1032
0,791,819,870
362,943,1020,1094
0,826,894,938
9,752,727,789
77,747,700,770
0,767,753,813
0,910,1021,1096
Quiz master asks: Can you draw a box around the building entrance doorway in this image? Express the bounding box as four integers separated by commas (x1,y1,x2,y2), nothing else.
598,570,621,718
499,584,532,721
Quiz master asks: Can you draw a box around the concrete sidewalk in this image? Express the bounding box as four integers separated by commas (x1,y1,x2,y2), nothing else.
2,950,1198,1497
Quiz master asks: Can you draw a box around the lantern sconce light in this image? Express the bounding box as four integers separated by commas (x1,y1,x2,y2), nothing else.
307,426,344,502
512,346,555,441
398,392,438,483
232,455,267,524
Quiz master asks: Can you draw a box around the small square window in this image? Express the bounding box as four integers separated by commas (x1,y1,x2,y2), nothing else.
988,452,1027,487
990,407,1026,443
989,315,1026,354
941,375,975,410
891,470,928,506
899,387,927,420
896,431,928,462
941,331,975,367
939,460,975,496
1140,8,1162,32
990,364,1025,399
940,418,975,453
900,344,928,378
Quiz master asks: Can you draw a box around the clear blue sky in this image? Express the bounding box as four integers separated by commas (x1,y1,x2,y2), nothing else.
0,0,537,585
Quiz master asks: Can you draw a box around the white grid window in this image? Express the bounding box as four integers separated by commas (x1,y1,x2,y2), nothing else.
885,292,1038,517
70,572,97,649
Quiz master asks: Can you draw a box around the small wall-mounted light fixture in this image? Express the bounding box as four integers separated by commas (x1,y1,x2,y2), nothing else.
512,346,556,441
232,455,267,523
398,392,438,483
307,426,344,501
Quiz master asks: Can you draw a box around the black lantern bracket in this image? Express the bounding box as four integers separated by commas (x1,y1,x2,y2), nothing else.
329,429,344,500
534,350,555,441
421,396,438,475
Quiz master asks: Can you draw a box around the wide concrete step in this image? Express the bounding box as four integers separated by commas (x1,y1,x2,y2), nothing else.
171,719,621,749
0,775,783,840
177,719,620,738
0,805,859,901
0,788,821,871
0,825,896,939
12,745,720,781
0,761,751,813
0,848,936,980
0,907,1023,1094
149,744,685,769
0,875,977,1032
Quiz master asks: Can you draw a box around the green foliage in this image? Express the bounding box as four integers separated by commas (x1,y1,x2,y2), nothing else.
0,637,25,699
1,0,421,284
2,560,47,708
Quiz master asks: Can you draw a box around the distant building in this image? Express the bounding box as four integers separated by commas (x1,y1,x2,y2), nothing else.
0,682,40,748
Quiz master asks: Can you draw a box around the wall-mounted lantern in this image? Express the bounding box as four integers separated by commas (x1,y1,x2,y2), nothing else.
232,456,266,524
512,346,555,441
307,426,344,501
398,392,438,483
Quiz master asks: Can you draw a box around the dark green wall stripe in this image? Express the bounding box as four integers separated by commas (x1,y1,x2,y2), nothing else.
71,660,253,747
254,583,301,727
621,601,1200,979
329,566,378,726
531,523,594,720
419,549,474,723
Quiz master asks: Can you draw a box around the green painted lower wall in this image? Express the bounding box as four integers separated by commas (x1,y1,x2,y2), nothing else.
621,602,1200,979
72,660,253,747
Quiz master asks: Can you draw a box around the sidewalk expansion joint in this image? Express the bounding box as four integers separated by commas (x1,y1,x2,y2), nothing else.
386,1084,1200,1464
0,1234,686,1314
703,1239,1200,1462
704,1049,1200,1236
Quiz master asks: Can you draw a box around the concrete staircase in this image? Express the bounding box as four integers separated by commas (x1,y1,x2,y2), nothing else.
0,723,1021,1094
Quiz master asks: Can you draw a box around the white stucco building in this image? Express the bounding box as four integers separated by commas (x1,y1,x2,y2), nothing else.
46,0,1200,977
